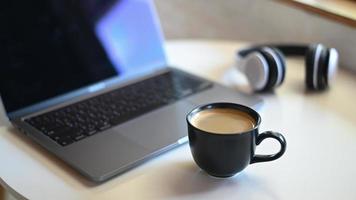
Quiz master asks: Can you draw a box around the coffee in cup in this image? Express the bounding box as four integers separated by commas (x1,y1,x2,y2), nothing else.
186,102,287,177
190,108,256,134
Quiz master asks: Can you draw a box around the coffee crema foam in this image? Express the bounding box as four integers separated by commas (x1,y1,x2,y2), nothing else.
190,108,256,134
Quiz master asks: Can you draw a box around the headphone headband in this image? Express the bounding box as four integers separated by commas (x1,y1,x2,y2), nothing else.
238,44,309,57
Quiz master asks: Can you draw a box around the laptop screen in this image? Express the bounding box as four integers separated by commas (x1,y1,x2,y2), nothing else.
0,0,166,113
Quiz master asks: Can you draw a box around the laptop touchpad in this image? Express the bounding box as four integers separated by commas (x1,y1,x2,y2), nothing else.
114,100,197,150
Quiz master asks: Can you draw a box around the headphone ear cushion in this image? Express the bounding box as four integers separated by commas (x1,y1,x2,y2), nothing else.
270,47,286,86
305,44,322,90
258,48,279,92
317,47,329,90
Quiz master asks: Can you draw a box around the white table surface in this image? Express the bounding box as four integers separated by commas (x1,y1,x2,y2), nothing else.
1,40,356,200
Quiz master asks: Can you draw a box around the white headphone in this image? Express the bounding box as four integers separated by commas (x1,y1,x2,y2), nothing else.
236,44,338,92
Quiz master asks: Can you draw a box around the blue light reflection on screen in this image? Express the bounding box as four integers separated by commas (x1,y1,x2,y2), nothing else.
95,0,167,76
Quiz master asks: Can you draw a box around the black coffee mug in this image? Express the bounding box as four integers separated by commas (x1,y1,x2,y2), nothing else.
186,102,287,177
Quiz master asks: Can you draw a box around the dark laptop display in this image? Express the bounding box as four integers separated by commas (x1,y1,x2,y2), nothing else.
0,0,166,113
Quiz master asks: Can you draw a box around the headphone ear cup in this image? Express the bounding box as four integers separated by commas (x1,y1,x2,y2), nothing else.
258,47,280,92
240,52,270,92
305,44,323,90
306,45,339,91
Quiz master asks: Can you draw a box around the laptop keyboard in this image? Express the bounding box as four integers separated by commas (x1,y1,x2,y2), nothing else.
25,71,212,146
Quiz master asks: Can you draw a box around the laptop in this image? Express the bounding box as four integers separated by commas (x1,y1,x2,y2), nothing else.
0,0,262,182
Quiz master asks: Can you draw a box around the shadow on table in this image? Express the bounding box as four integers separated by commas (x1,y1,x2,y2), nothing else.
167,161,237,194
162,160,280,199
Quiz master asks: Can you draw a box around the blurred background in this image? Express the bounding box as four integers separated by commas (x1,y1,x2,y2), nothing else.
154,0,356,72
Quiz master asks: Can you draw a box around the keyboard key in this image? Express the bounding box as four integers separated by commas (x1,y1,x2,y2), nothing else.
86,129,97,136
57,138,74,146
73,134,86,141
98,123,111,131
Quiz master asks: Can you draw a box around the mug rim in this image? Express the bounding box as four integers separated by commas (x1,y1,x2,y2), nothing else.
186,102,261,136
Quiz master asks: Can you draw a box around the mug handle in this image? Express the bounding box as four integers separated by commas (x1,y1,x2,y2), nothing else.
250,131,287,164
